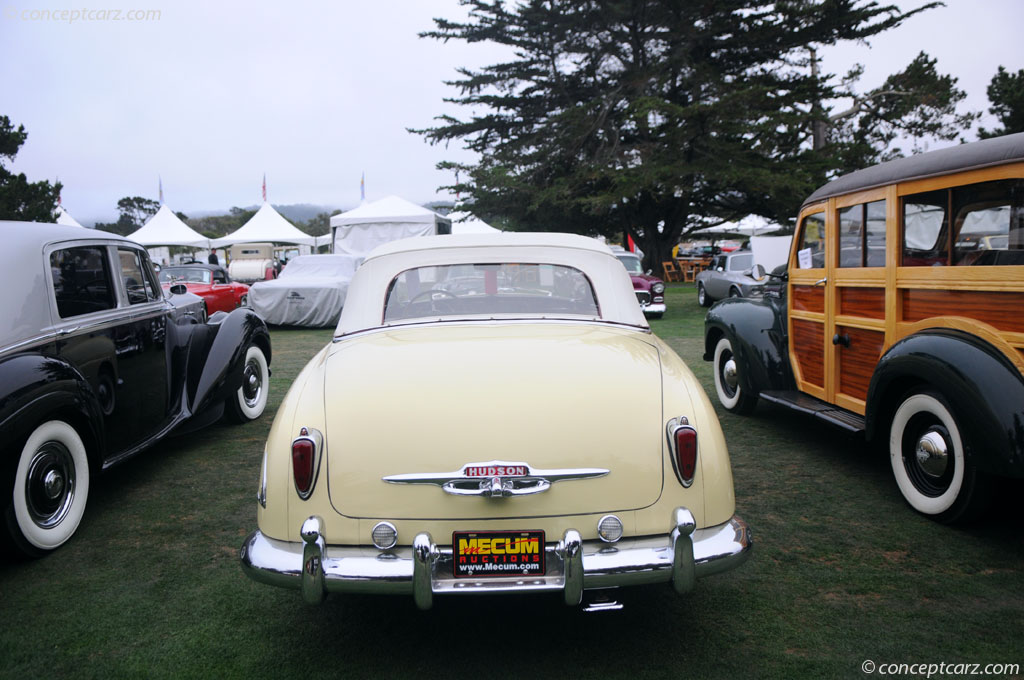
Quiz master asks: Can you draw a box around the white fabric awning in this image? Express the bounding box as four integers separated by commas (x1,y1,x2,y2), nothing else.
128,205,210,247
213,202,317,247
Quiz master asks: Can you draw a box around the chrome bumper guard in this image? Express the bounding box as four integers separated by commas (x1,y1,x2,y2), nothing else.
240,508,752,609
641,302,667,314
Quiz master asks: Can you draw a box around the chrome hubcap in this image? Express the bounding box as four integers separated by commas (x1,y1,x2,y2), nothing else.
25,441,76,529
723,358,738,390
915,430,949,478
242,359,262,408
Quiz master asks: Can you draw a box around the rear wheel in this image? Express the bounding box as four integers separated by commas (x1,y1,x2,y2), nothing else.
225,344,269,423
697,283,712,307
888,390,989,523
5,420,90,556
713,336,757,414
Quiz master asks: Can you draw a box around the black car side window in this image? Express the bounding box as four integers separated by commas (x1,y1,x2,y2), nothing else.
118,248,160,305
50,246,116,318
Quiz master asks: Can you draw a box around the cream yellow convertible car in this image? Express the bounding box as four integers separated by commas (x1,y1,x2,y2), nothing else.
240,233,751,609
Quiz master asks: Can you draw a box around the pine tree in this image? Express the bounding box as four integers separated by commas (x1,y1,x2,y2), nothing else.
0,115,61,223
416,0,973,269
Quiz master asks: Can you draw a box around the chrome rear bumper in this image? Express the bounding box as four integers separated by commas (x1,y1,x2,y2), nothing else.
240,509,752,608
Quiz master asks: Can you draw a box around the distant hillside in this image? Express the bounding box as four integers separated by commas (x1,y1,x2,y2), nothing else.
186,203,345,222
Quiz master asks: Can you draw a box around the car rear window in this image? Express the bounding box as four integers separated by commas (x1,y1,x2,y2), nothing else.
383,263,599,323
51,246,116,318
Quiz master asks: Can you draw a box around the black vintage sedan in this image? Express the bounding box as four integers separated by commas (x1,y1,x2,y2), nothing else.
1,222,272,556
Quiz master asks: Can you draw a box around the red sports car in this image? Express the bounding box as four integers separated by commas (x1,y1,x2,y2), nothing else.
159,264,250,314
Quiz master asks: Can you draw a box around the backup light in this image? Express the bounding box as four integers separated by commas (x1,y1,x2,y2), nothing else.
371,522,398,550
597,515,623,543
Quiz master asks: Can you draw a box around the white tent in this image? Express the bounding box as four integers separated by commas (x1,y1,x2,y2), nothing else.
56,205,84,228
448,210,500,235
750,235,793,271
329,195,451,256
692,215,783,237
213,202,317,247
128,204,210,247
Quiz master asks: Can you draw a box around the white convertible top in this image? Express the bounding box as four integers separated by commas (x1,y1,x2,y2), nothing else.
336,232,648,336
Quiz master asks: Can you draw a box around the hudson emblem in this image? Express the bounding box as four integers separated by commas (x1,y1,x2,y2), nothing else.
382,460,609,498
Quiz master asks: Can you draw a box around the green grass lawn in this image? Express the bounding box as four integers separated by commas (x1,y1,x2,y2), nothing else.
1,289,1021,679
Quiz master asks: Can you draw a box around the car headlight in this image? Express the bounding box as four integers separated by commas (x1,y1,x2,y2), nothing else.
652,283,665,294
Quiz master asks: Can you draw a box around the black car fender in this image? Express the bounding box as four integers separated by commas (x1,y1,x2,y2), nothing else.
865,329,1024,478
189,308,271,414
0,353,105,483
703,297,795,395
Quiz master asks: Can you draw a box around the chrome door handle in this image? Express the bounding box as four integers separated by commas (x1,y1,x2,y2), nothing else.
814,278,827,286
56,326,81,336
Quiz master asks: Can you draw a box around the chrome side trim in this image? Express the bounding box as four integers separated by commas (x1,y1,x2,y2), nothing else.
239,510,753,608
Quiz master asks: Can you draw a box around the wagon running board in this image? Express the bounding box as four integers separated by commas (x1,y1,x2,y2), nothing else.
758,391,866,433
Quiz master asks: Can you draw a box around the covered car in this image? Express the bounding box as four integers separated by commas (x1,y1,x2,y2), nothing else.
240,232,751,609
247,254,362,327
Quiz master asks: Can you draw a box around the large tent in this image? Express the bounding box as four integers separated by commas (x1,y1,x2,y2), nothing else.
214,202,317,247
127,204,210,247
329,195,451,256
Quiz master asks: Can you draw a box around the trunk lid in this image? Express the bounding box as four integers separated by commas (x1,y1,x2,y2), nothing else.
324,323,666,520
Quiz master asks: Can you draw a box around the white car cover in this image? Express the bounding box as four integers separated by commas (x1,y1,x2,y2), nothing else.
248,254,363,327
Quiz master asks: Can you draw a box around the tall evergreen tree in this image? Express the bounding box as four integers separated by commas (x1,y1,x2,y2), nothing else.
0,115,61,223
417,0,972,268
978,66,1024,139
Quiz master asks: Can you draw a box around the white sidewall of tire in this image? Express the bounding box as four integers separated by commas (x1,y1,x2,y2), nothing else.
12,420,90,550
889,393,965,515
714,337,741,410
236,345,269,420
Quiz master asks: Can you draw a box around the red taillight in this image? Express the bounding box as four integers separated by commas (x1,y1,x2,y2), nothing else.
674,426,698,485
292,427,322,499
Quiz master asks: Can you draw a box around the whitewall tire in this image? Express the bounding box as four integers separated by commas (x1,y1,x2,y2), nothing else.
227,344,269,423
713,336,756,414
889,391,987,523
9,420,90,554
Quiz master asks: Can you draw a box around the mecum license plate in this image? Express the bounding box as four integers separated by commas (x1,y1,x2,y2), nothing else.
452,530,545,578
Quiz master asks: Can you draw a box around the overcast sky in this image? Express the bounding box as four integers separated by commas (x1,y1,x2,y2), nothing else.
1,0,1021,225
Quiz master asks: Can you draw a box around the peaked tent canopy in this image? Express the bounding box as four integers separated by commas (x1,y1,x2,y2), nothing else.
128,204,210,247
55,205,84,228
448,210,499,235
213,202,317,247
329,195,451,256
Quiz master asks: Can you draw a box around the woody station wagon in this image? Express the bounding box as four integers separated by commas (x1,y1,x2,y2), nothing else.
704,132,1024,523
241,232,751,609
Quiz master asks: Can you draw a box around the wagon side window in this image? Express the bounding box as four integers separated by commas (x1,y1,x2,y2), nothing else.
50,246,116,318
795,211,826,269
839,200,887,268
952,179,1024,266
903,190,948,266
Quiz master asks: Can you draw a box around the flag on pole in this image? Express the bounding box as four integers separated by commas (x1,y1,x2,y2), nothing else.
360,172,365,201
159,176,163,204
627,234,636,252
262,173,267,202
